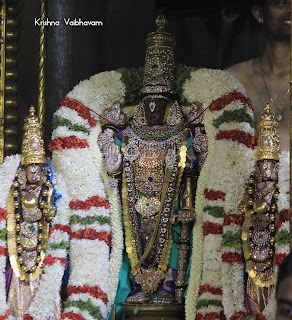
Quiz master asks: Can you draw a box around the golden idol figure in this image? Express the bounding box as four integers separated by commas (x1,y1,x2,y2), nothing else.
5,107,61,318
241,105,281,315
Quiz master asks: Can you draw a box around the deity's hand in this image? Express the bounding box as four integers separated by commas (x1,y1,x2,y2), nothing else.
43,203,56,222
105,144,122,175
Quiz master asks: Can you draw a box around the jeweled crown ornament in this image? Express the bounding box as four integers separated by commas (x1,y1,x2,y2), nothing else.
21,106,46,165
256,104,280,161
140,15,176,94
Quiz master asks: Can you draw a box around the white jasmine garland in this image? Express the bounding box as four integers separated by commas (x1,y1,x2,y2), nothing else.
67,71,126,115
52,126,89,140
183,69,246,107
186,109,216,320
55,106,91,128
88,126,123,313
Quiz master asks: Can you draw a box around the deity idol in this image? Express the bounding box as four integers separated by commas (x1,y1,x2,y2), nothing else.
98,16,201,306
241,105,281,315
0,107,64,319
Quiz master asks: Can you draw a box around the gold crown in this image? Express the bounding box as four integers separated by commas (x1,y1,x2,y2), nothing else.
21,106,46,166
140,15,176,95
256,104,280,161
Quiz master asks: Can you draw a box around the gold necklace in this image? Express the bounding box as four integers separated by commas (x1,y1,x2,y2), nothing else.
259,58,290,122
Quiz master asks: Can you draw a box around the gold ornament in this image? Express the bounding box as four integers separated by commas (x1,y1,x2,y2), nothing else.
21,106,46,165
256,104,280,161
140,15,176,95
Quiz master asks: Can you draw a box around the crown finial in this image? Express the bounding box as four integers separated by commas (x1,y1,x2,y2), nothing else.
256,103,280,161
20,106,46,165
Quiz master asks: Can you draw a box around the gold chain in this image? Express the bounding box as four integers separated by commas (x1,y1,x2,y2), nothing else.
259,58,290,120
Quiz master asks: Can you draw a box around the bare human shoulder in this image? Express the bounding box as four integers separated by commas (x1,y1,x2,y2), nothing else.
226,59,255,86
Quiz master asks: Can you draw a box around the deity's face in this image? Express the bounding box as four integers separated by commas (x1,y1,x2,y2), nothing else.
25,164,42,184
253,0,291,42
143,97,170,126
256,159,278,182
276,275,292,319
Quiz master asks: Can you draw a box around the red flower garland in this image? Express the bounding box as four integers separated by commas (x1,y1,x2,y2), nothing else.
49,224,71,236
49,136,89,151
61,312,86,320
216,130,256,150
69,195,110,211
209,90,253,112
60,97,97,127
203,221,223,236
197,312,220,320
67,284,108,304
43,254,66,266
70,229,112,247
229,311,248,320
199,284,223,295
274,253,287,266
204,189,226,201
223,214,243,226
0,247,5,256
222,253,243,264
276,209,289,230
23,315,33,320
0,209,7,222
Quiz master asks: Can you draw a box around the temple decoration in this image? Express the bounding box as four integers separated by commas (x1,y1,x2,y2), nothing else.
0,106,68,319
241,105,281,315
0,0,19,164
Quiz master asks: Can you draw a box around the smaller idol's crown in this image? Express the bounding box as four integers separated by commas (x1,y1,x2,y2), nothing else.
21,106,46,166
140,15,176,95
256,104,280,161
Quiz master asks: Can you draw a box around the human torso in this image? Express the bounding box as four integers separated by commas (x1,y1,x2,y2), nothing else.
227,58,290,151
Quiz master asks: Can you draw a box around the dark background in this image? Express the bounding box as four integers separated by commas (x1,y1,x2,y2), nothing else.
16,0,263,151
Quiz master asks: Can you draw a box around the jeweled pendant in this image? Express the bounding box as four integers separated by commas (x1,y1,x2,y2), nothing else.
276,113,282,122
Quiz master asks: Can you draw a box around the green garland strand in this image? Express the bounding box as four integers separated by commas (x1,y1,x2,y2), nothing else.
222,230,241,249
196,299,223,309
203,206,224,218
70,215,111,226
52,115,90,134
64,299,102,319
213,107,255,129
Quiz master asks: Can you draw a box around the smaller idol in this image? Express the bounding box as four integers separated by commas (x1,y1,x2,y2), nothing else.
5,107,61,318
241,104,281,315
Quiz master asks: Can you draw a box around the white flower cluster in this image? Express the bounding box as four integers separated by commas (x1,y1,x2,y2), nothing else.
67,71,126,116
185,69,255,320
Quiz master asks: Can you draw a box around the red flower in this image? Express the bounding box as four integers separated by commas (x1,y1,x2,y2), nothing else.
199,284,223,295
276,209,289,230
69,195,110,211
49,224,71,236
223,214,243,226
216,129,256,150
204,189,226,201
70,228,112,246
43,254,66,266
23,315,33,320
60,98,97,127
275,253,287,266
0,209,7,222
61,312,86,320
49,136,89,151
209,90,253,112
230,311,248,320
67,284,108,304
0,247,5,256
203,221,223,236
197,312,220,320
255,314,266,320
222,253,243,264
